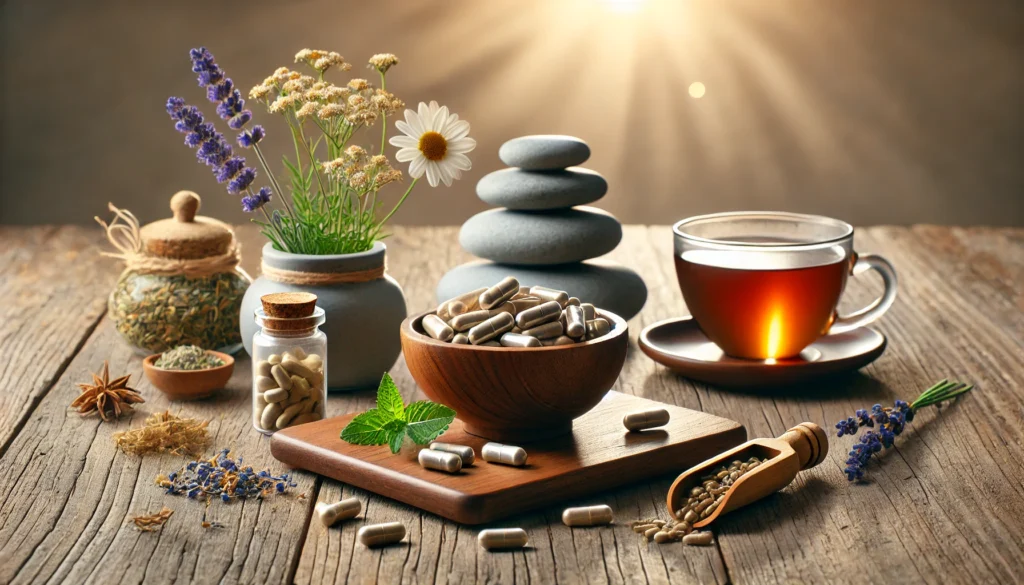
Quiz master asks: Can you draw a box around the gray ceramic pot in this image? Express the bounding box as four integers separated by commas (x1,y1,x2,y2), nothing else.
240,242,406,390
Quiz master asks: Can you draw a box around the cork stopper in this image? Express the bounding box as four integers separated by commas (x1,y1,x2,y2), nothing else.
139,191,235,259
258,292,322,333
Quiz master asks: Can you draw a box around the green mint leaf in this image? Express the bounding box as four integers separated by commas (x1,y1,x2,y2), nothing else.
389,425,407,454
375,372,406,422
341,409,405,446
404,401,457,444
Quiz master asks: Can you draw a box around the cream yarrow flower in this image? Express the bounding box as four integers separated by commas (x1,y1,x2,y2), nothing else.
368,53,399,74
389,101,475,187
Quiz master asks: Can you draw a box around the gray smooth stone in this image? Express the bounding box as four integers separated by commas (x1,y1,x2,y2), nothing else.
459,206,622,265
437,260,647,320
499,135,591,170
477,167,608,210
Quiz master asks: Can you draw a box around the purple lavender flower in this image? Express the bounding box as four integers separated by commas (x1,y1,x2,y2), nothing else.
190,47,223,87
214,157,246,183
854,409,874,428
228,167,256,194
241,187,272,212
238,125,265,148
166,97,185,116
228,111,252,130
835,417,858,437
196,136,232,167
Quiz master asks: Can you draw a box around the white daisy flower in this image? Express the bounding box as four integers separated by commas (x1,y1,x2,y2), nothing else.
389,101,475,187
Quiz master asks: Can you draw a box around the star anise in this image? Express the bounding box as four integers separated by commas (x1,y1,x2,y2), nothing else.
70,361,145,422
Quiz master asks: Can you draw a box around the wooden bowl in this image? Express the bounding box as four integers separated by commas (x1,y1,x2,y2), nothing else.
400,309,629,442
142,351,235,400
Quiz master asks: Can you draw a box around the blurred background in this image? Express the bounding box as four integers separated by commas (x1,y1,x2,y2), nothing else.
1,0,1021,227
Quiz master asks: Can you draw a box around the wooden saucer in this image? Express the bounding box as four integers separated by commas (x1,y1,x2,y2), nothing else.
639,317,886,388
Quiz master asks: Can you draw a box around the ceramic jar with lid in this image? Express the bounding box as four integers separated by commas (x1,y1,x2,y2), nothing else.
106,191,251,354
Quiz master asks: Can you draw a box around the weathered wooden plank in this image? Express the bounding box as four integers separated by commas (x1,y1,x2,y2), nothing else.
0,316,320,585
0,226,117,453
627,225,1024,585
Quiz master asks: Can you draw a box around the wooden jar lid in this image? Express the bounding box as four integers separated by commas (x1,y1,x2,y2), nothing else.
259,292,321,332
139,191,234,259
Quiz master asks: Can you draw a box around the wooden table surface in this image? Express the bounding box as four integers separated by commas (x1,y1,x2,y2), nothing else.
1,225,1022,585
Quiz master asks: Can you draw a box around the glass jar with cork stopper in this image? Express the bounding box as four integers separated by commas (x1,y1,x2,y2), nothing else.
96,191,251,355
251,292,327,434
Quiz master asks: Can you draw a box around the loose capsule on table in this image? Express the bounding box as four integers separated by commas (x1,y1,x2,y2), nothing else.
478,528,528,550
623,408,671,431
468,312,515,344
316,498,361,527
515,300,562,329
429,442,475,466
562,505,614,527
499,332,542,348
418,448,463,473
564,305,586,338
530,286,569,306
482,442,528,466
683,531,714,546
423,314,455,341
479,276,520,309
357,522,406,547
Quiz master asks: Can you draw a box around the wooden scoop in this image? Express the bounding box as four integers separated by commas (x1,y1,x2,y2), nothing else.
667,422,828,528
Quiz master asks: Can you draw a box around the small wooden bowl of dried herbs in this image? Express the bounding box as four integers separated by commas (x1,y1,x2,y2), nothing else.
144,345,235,400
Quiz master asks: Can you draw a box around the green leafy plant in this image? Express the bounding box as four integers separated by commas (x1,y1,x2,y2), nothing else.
340,373,456,453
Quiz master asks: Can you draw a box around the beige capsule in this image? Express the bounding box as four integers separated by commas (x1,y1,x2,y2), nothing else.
479,277,520,309
623,408,670,432
522,320,564,339
562,505,614,527
438,286,487,319
291,412,322,425
499,332,542,348
509,297,542,312
254,392,268,407
683,531,714,546
447,300,467,317
515,300,562,329
450,309,491,332
268,353,282,365
316,497,361,526
481,442,528,466
653,531,674,544
452,333,470,345
488,303,517,317
585,318,611,340
270,365,293,391
566,296,581,306
530,286,569,306
276,401,307,429
581,303,596,320
478,528,528,550
480,341,501,347
357,522,406,547
260,403,283,430
281,356,322,385
264,387,289,403
418,448,463,473
423,314,455,341
564,305,586,338
255,375,276,391
256,360,273,377
468,312,515,344
541,335,576,347
429,442,475,466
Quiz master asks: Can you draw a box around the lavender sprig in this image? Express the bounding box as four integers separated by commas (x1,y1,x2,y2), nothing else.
836,380,973,481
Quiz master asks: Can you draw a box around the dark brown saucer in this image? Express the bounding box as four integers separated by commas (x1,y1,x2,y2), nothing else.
639,317,886,388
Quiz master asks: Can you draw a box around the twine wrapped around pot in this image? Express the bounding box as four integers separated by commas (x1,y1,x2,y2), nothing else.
95,203,242,278
259,260,385,285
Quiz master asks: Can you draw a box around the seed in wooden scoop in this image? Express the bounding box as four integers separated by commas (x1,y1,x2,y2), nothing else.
316,498,361,527
478,528,528,550
260,292,318,318
623,408,671,432
683,532,714,546
562,505,614,527
357,522,406,547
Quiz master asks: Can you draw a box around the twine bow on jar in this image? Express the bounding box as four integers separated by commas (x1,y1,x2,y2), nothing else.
258,259,386,286
95,201,242,278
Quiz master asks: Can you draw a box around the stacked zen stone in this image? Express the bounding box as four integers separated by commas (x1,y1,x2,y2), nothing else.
437,135,647,320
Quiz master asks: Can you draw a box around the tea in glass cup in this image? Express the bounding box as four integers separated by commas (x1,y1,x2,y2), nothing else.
673,212,897,360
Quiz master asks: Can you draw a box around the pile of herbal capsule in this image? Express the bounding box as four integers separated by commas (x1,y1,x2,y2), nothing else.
426,277,612,347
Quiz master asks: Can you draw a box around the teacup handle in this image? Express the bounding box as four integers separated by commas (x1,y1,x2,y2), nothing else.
830,254,898,334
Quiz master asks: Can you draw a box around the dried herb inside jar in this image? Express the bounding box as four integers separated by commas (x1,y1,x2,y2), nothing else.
110,270,247,354
154,345,225,370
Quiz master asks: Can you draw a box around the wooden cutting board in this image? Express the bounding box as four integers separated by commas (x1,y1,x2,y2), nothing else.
270,391,746,525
